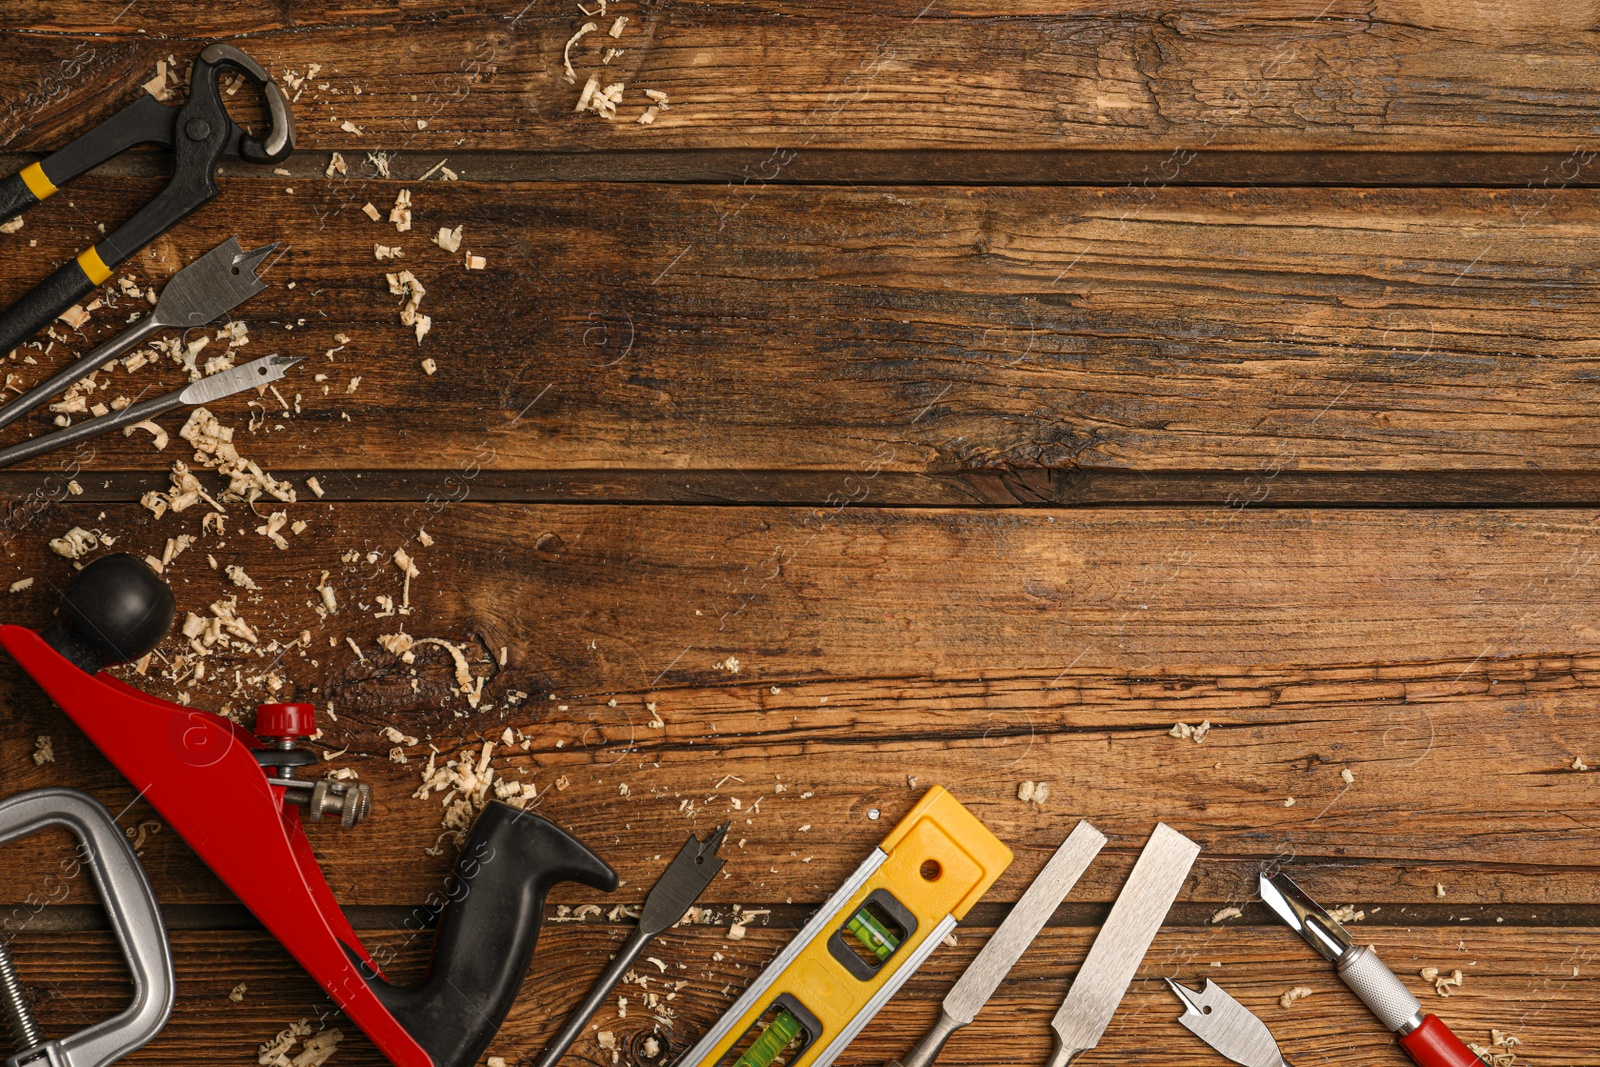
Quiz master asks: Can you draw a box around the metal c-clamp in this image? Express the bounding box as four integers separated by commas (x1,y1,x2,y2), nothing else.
0,788,173,1067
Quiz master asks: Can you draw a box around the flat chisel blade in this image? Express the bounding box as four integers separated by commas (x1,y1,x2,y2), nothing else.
944,821,1106,1026
1047,823,1201,1066
886,821,1107,1067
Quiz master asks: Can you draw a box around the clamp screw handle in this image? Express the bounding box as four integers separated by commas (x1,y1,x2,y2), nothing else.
0,939,42,1052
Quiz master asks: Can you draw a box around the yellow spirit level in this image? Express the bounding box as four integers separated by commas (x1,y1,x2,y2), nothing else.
678,787,1013,1067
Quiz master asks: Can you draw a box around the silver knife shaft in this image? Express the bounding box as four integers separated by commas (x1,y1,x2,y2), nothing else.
1048,824,1201,1053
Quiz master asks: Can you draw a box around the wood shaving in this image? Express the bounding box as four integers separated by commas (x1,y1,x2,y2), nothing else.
1420,966,1464,996
141,460,226,519
58,304,90,329
383,726,420,747
644,89,670,109
1573,755,1590,771
49,527,101,559
413,637,483,707
386,271,431,345
179,409,296,504
413,738,522,845
434,226,462,253
256,510,290,550
32,735,53,765
1170,720,1210,742
465,254,486,270
638,107,657,125
1284,796,1296,807
125,820,160,851
160,535,194,568
1327,904,1365,923
259,1021,310,1066
393,547,420,609
259,1021,341,1067
317,571,337,613
0,217,21,235
608,15,628,36
143,59,170,100
1437,882,1447,897
564,22,598,83
1279,985,1314,1009
182,598,259,653
1016,780,1049,807
291,1029,342,1067
389,189,413,232
374,244,403,260
8,578,32,593
421,357,438,375
306,477,325,499
361,202,381,222
576,79,625,119
575,74,600,113
713,656,741,673
124,419,169,449
226,565,259,590
1468,1031,1521,1067
340,119,362,135
1340,767,1355,784
228,983,247,1002
1209,905,1243,924
325,152,346,178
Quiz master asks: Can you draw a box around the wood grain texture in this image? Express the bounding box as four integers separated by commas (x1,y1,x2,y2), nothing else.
7,3,1600,156
1,504,1599,914
6,926,1595,1066
3,4,1599,1065
6,180,1600,486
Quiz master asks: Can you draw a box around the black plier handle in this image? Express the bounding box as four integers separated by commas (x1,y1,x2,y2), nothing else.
0,42,293,356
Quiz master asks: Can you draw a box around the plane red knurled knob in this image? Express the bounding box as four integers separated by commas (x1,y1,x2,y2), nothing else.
255,702,315,741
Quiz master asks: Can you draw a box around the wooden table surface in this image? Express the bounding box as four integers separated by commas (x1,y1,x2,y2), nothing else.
1,4,1598,1066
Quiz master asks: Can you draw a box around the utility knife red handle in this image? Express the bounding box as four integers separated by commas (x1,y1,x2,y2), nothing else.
1398,1014,1489,1067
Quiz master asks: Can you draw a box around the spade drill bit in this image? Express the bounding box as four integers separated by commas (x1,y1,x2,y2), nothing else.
0,237,276,435
0,353,302,470
1166,979,1292,1067
533,824,729,1067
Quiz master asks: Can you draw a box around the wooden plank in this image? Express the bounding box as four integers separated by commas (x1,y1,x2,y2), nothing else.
8,925,1596,1065
7,5,1600,159
16,468,1600,509
19,147,1600,188
2,503,1600,907
6,181,1600,485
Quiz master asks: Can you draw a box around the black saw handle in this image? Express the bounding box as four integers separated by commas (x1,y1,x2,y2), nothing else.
364,801,619,1067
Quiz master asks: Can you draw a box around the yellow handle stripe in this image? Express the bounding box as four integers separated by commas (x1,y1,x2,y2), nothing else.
76,246,112,286
18,162,56,200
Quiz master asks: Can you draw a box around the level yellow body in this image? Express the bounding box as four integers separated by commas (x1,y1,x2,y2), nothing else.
679,786,1012,1067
